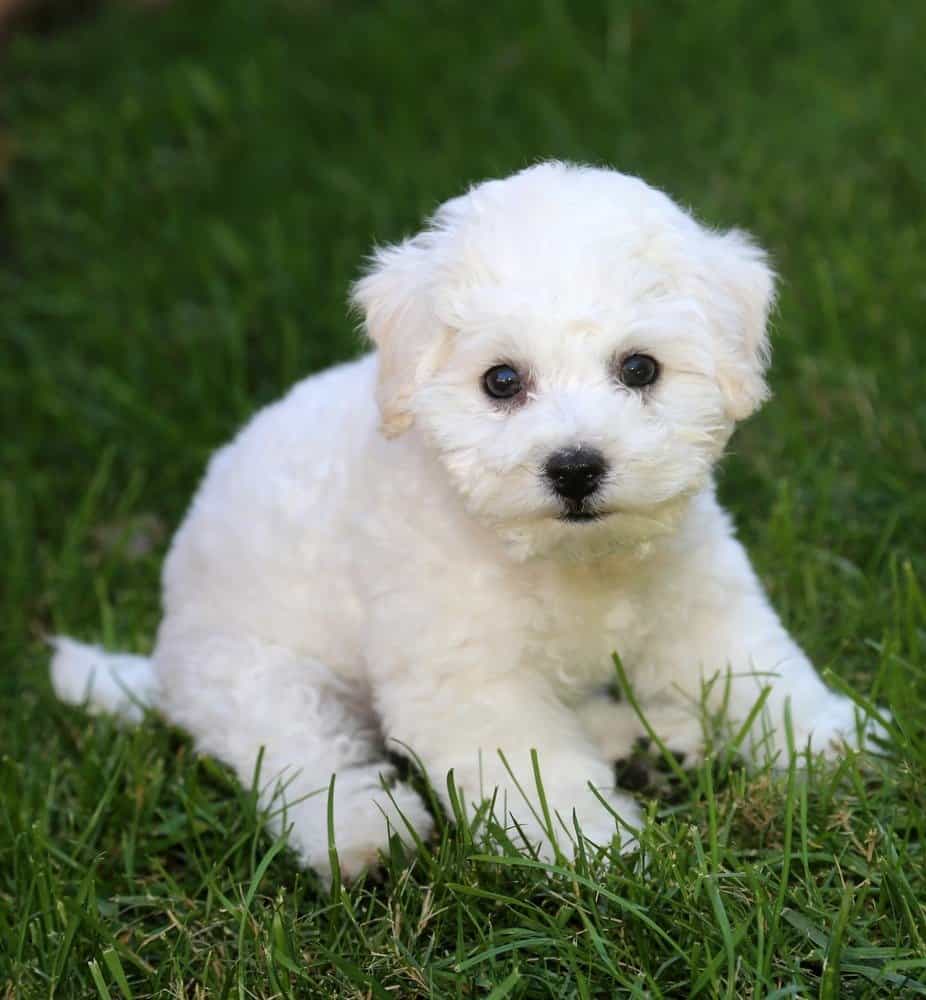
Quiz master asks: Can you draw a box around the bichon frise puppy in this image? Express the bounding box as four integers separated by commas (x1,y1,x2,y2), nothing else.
52,162,886,881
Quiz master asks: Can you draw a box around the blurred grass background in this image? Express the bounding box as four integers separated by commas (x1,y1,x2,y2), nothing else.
2,1,925,995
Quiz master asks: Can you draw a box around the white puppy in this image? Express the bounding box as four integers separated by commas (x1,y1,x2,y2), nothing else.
52,162,885,881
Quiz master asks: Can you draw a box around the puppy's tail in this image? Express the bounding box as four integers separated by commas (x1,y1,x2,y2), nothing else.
50,637,158,723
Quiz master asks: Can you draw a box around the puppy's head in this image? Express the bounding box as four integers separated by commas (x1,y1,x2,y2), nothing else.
352,162,775,558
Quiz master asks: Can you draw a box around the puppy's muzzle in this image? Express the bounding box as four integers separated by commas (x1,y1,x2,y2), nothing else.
544,447,607,503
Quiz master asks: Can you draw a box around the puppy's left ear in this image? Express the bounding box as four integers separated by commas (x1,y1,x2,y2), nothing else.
351,236,448,437
700,229,776,421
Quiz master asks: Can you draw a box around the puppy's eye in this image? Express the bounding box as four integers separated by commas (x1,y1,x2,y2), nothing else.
483,364,523,400
619,353,659,388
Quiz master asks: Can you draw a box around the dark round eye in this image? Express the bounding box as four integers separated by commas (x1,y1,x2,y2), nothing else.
619,353,659,388
483,364,523,400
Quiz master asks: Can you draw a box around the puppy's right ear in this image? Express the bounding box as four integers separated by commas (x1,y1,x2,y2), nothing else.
351,236,446,438
697,228,777,422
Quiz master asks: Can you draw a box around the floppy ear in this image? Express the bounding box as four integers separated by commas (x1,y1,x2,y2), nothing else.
351,236,448,437
700,229,776,421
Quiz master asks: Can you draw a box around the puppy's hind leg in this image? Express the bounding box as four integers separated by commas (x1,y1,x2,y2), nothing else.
154,628,434,882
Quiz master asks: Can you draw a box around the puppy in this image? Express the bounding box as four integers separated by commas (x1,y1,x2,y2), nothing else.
52,162,886,880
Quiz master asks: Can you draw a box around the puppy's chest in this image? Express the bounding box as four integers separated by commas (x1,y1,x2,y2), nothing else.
519,572,646,701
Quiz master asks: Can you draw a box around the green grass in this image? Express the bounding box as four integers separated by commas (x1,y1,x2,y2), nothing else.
2,0,925,995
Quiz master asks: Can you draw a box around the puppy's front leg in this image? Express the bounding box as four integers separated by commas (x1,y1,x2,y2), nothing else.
628,531,888,767
375,666,642,862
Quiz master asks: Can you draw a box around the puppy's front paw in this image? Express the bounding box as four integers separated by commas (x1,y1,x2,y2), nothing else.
789,695,891,762
509,787,642,866
574,789,642,857
584,700,708,772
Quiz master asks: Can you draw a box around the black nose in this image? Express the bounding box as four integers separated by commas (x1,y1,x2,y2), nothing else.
545,447,607,502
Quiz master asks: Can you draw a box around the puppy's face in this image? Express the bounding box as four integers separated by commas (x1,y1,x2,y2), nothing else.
353,163,775,559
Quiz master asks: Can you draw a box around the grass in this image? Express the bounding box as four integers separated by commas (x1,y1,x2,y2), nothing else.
2,0,925,994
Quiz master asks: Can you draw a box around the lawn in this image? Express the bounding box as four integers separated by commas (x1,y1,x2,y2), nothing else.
2,0,925,995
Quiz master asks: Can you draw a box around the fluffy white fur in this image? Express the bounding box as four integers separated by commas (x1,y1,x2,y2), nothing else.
52,162,886,881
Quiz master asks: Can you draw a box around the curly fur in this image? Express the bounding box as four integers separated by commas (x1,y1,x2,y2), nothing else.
51,163,886,881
